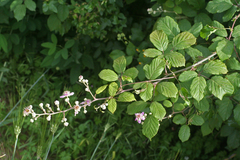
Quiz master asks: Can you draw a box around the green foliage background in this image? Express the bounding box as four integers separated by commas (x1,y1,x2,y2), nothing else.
1,0,240,159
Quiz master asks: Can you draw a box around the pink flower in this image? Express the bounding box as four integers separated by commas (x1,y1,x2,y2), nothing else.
135,112,146,124
80,99,91,106
60,91,74,98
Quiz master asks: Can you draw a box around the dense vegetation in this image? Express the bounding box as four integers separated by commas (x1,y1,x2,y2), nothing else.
1,0,240,159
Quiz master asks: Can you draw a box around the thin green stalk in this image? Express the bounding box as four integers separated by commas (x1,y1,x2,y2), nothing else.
0,69,49,127
90,131,106,160
12,135,19,160
90,123,111,160
44,134,54,160
103,132,121,160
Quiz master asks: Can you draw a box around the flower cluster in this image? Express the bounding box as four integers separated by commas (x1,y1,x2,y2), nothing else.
23,75,97,127
94,102,108,112
147,6,162,15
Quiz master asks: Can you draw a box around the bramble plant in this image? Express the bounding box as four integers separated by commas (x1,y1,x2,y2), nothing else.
2,0,240,159
24,12,240,142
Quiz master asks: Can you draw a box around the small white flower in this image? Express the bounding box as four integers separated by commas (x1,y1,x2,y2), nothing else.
32,112,36,118
64,122,69,126
168,114,172,118
45,104,50,108
61,118,67,122
39,103,43,108
46,115,51,121
30,119,34,123
79,75,83,82
75,101,79,105
101,104,106,110
65,98,70,103
135,90,141,94
54,100,59,106
57,107,60,111
84,109,87,114
85,88,89,92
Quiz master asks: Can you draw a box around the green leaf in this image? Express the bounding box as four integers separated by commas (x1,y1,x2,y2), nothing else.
174,103,185,111
54,48,67,59
143,48,162,58
47,14,61,31
142,115,159,140
14,4,26,21
227,130,240,149
99,69,118,82
24,0,36,11
188,22,203,38
194,13,212,26
234,104,240,125
200,25,216,40
179,19,191,31
226,73,240,90
216,97,233,121
57,4,69,22
190,77,206,102
173,6,182,14
150,101,166,120
51,34,57,45
203,60,228,75
140,82,153,102
178,125,190,142
223,5,237,22
61,48,68,59
163,100,172,108
127,101,148,115
113,56,126,74
157,82,178,98
216,39,233,61
232,25,240,37
165,51,185,67
10,34,20,45
143,57,165,80
123,68,138,79
181,2,197,17
48,1,58,13
109,50,125,60
173,114,187,125
194,98,209,112
189,115,204,126
96,84,108,94
207,76,234,100
108,99,117,114
126,42,136,56
221,125,234,137
229,62,240,76
118,92,136,102
153,16,180,40
212,20,228,37
179,71,198,82
206,0,233,13
82,54,94,69
109,82,118,96
172,32,196,50
150,30,168,51
65,39,75,49
201,122,212,136
0,34,8,53
185,47,203,60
